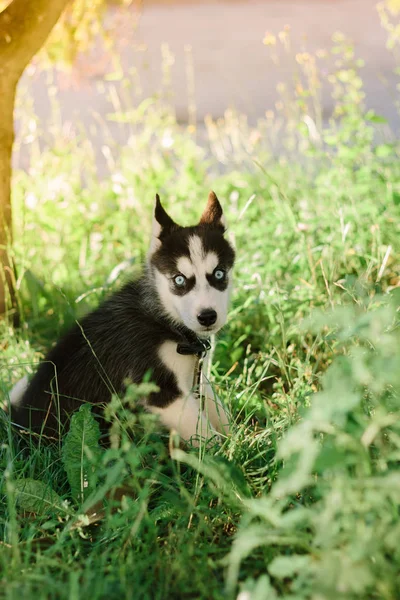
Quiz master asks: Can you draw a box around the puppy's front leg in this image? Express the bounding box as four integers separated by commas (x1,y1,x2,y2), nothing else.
199,353,230,436
202,381,230,437
150,395,217,446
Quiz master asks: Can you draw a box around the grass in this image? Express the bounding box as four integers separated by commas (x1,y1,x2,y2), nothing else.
1,20,400,600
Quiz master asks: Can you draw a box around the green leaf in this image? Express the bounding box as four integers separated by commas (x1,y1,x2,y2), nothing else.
366,112,388,124
374,143,395,157
314,441,350,472
13,479,67,515
226,524,274,594
239,575,278,600
62,404,102,503
22,270,48,317
268,554,311,579
171,450,251,502
324,135,338,146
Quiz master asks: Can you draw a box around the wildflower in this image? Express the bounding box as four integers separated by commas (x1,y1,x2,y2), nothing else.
263,32,276,46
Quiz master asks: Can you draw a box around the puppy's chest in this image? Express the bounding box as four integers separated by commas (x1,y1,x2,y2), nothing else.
158,341,197,395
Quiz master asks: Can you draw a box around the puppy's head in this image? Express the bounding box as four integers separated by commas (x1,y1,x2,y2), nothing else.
149,192,235,336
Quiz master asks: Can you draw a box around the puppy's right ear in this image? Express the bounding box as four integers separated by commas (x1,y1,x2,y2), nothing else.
199,191,226,230
149,194,176,253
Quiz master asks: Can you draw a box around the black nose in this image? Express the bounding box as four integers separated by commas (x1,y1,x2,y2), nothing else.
197,309,217,327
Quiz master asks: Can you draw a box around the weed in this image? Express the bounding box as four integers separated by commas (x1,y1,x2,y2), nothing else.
1,13,400,600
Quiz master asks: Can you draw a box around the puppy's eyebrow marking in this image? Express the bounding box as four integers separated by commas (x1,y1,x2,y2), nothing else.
205,252,219,273
177,256,194,278
187,237,219,280
188,235,204,270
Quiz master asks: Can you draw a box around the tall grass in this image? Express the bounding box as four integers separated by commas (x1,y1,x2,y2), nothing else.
1,14,400,600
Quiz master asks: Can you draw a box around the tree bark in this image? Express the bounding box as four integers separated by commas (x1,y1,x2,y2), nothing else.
0,0,70,317
0,76,17,316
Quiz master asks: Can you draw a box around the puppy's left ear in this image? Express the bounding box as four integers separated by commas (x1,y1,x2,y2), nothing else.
149,194,177,253
199,191,226,230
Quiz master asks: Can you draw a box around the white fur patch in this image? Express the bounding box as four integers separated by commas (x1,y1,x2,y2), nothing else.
150,396,216,445
153,234,232,335
188,235,204,268
149,217,162,254
205,252,219,273
178,238,218,282
9,375,29,408
149,341,217,444
188,236,218,280
176,237,229,333
158,341,196,396
154,270,180,322
177,256,194,278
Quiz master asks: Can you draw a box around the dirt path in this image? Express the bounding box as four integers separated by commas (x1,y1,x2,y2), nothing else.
15,0,399,170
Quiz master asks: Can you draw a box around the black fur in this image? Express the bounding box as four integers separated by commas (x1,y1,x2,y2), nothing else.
11,274,192,437
151,225,235,276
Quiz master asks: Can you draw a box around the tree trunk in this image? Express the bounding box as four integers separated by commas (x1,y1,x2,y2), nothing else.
0,0,70,318
0,76,17,316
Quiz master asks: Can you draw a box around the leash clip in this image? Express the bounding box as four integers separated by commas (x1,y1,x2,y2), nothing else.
176,336,211,358
198,337,211,358
176,336,211,391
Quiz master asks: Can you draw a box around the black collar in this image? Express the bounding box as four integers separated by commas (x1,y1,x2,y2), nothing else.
177,336,211,358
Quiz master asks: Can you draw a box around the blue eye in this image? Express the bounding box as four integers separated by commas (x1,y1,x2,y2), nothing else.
214,269,225,281
174,274,186,287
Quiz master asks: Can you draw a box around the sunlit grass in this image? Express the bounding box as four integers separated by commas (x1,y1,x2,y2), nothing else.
1,28,400,599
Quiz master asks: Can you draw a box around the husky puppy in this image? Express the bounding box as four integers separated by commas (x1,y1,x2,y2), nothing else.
10,192,235,445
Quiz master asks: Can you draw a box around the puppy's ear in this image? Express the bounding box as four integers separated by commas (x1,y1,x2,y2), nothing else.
149,194,176,253
199,191,226,230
